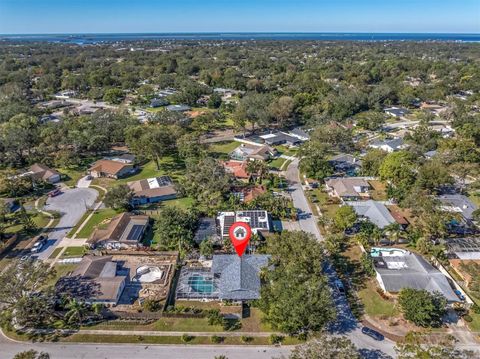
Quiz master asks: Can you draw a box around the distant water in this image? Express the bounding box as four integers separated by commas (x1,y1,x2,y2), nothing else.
1,33,479,44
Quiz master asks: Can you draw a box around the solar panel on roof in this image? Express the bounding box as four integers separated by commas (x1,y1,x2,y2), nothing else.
127,224,144,241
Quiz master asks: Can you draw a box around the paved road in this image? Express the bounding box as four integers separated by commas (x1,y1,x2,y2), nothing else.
285,160,397,358
0,329,288,359
35,187,98,260
285,159,322,238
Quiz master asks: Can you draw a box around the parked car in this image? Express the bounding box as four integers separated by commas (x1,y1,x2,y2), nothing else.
361,326,384,341
48,188,61,197
454,289,465,301
30,235,48,253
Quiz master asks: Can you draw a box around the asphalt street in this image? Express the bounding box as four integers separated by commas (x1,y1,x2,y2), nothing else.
0,330,289,359
285,159,397,358
35,187,98,260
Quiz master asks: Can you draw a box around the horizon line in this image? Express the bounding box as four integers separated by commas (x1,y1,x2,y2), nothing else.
1,31,480,36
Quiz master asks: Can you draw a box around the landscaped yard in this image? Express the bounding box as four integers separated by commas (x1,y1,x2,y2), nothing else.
368,180,388,201
61,246,87,258
274,145,297,157
76,208,118,238
268,157,287,170
358,281,399,318
210,140,239,156
44,263,79,287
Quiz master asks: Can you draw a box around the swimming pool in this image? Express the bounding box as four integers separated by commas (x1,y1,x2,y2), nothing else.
370,247,408,257
188,274,215,294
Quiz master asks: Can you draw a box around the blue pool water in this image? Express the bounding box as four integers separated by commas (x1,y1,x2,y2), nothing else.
188,274,214,294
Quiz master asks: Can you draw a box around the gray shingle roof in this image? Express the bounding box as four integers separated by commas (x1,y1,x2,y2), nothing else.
212,255,269,301
438,194,477,221
374,252,459,302
370,138,404,150
349,200,396,229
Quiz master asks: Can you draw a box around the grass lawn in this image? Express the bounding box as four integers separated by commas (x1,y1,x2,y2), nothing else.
76,208,118,238
67,210,92,237
368,180,388,201
152,317,223,332
117,158,185,185
59,167,88,187
468,191,480,207
467,312,480,332
61,246,87,258
268,157,287,170
162,197,194,209
44,263,79,287
210,140,239,156
274,145,297,157
358,280,399,318
32,212,52,229
49,247,63,259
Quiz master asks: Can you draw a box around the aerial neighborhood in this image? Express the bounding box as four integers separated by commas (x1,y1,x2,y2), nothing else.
0,37,479,359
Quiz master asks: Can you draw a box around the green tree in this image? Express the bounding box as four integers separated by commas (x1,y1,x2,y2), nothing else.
207,92,222,109
288,334,360,359
153,207,198,256
103,88,124,104
104,185,133,211
333,205,357,232
356,111,385,131
398,288,446,327
361,149,388,177
199,238,215,258
259,231,335,335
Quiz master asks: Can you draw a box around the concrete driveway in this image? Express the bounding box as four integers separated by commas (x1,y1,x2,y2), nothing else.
35,187,98,260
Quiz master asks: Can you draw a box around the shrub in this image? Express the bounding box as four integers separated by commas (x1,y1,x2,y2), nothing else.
241,335,252,343
223,318,241,331
207,309,224,326
471,304,480,314
181,334,194,342
142,299,162,312
463,315,473,323
269,334,284,345
210,335,224,343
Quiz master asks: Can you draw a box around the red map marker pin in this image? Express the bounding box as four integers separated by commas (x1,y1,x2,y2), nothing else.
229,222,252,257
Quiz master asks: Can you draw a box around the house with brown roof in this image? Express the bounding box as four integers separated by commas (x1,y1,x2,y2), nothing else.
325,177,370,201
56,255,127,305
26,163,61,183
128,176,177,205
87,212,150,249
223,160,250,180
88,159,137,179
233,185,267,203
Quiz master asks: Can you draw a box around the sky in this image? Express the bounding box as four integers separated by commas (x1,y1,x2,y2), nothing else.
0,0,479,34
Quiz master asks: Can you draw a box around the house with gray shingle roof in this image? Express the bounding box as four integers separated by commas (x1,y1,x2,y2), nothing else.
212,255,269,301
369,138,406,153
349,200,396,229
372,249,460,303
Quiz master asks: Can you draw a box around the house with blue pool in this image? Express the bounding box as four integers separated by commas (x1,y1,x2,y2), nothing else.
175,254,270,302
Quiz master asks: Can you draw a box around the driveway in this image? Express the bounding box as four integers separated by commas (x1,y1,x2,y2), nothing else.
35,187,98,260
285,160,397,358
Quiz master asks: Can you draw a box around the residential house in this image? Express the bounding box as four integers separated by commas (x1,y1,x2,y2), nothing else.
446,237,480,260
349,200,407,229
56,255,127,305
106,154,136,165
328,154,362,174
384,107,411,118
232,185,267,203
212,255,270,301
158,88,178,98
438,194,478,224
26,163,61,184
54,90,76,99
369,138,406,153
217,210,271,239
288,127,310,141
230,144,277,161
128,176,177,205
325,178,370,201
222,160,250,180
166,104,191,112
175,254,269,302
87,212,149,249
371,248,460,303
260,132,301,147
150,98,168,108
88,159,136,179
420,102,449,116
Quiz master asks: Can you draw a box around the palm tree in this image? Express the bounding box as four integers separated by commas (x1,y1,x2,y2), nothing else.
64,298,89,327
383,223,402,245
